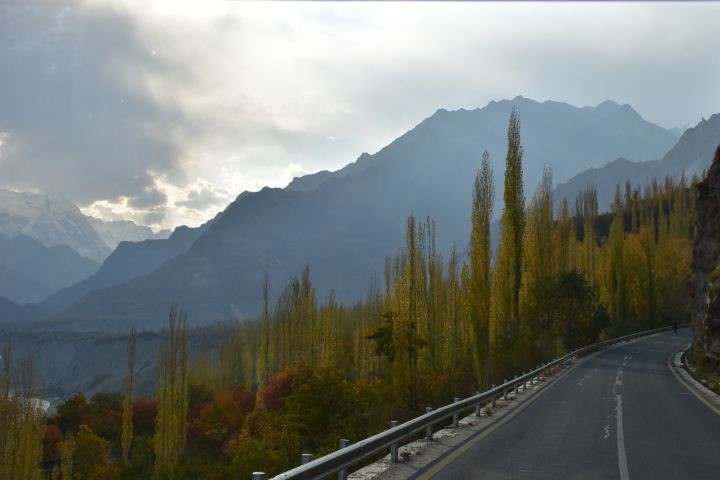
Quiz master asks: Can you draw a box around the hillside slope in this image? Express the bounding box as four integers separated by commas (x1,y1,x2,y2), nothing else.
40,215,218,315
0,234,98,304
556,114,720,210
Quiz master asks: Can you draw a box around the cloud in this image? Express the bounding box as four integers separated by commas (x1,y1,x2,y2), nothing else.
0,3,179,185
127,187,167,210
1,1,719,230
175,183,230,211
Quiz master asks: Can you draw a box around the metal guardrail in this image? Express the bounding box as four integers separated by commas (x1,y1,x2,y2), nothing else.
255,324,685,480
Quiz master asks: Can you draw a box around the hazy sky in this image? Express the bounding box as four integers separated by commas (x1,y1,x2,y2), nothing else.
0,1,718,230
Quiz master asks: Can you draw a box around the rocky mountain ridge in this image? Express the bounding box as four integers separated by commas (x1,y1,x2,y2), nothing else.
555,114,720,211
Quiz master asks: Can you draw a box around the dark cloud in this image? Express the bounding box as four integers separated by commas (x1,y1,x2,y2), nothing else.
127,187,167,209
0,2,192,205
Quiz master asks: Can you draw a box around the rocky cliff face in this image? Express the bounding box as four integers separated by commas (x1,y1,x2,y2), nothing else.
692,144,720,364
0,327,227,403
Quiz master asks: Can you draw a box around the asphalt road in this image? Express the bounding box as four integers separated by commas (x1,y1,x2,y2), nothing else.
422,330,720,480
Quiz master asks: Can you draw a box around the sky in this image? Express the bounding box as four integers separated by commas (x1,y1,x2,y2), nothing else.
0,1,718,231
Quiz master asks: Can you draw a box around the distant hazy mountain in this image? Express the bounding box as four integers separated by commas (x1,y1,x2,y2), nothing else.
87,217,170,251
0,295,45,322
0,189,169,262
40,214,219,315
0,296,25,321
555,113,720,211
0,234,98,305
48,97,679,331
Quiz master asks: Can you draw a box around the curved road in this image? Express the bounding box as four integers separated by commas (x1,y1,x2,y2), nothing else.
420,330,720,480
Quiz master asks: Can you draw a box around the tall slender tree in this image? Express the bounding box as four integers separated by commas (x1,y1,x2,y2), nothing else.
121,327,136,464
469,150,494,388
256,274,271,389
153,306,189,474
609,186,628,320
495,108,526,337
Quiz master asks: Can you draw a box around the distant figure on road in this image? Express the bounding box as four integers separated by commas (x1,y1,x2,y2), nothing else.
673,322,678,333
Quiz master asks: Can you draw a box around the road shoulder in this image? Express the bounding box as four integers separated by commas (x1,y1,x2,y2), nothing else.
668,343,720,416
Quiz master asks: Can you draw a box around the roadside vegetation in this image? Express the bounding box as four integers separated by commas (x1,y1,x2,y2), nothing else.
2,110,694,479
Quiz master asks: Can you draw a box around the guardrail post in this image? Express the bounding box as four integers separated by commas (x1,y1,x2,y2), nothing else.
514,375,520,395
491,384,496,408
338,439,351,480
252,473,266,480
474,391,481,417
390,420,399,462
452,397,460,428
301,453,313,465
425,407,433,441
503,380,508,400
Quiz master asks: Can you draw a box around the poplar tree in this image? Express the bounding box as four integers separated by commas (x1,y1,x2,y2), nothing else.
555,198,574,273
121,327,136,464
405,215,420,410
154,306,189,474
525,167,554,287
578,188,598,287
609,187,628,320
495,108,526,337
469,150,494,388
0,348,43,480
256,274,271,389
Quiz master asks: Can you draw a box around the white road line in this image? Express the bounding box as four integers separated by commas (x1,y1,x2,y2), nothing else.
616,394,630,480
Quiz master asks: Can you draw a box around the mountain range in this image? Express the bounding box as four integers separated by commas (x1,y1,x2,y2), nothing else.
0,233,99,305
0,189,169,262
34,96,692,331
556,113,720,211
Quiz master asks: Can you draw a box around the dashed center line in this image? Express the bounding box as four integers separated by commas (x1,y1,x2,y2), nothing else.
616,394,630,480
